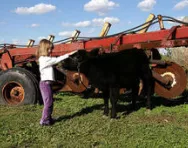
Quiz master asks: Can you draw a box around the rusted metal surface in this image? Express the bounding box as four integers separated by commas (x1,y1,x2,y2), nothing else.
152,70,170,85
153,62,187,99
0,52,13,70
2,81,24,105
65,71,89,93
56,68,89,93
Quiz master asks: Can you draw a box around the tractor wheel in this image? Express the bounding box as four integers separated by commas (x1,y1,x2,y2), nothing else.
17,67,41,104
0,67,38,106
15,67,42,104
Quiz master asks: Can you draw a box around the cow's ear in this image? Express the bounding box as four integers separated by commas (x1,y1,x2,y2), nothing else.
88,48,99,57
76,48,99,61
77,49,86,56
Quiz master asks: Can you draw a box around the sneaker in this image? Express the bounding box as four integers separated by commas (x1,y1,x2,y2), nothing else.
40,119,55,126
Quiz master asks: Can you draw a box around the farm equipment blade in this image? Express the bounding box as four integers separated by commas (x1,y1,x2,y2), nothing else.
153,62,187,99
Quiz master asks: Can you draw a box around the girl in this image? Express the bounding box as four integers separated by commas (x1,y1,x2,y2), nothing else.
36,39,77,126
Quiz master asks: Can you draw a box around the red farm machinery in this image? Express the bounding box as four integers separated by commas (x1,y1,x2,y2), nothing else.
0,14,188,106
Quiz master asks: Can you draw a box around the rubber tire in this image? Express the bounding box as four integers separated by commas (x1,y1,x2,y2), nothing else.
0,67,38,106
16,67,42,104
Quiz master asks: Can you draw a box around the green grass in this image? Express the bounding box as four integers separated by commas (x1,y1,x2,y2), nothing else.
0,93,188,148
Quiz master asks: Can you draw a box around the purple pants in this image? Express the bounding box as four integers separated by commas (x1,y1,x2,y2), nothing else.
39,81,53,125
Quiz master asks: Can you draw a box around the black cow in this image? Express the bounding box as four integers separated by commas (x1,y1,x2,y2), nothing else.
69,48,153,118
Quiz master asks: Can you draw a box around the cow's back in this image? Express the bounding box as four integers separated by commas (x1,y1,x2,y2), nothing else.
84,48,150,89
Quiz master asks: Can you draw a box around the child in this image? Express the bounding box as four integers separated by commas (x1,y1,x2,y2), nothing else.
36,39,77,126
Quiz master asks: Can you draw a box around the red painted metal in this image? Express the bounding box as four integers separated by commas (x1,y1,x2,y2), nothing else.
0,52,13,70
0,26,188,70
84,26,188,50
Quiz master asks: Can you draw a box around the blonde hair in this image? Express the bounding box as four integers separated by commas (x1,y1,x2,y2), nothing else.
36,39,53,57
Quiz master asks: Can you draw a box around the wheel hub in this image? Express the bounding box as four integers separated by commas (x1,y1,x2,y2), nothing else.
161,72,176,88
2,82,25,105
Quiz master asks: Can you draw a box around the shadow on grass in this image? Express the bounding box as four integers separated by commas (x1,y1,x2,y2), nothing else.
56,104,103,122
117,90,188,115
55,90,188,122
55,92,78,97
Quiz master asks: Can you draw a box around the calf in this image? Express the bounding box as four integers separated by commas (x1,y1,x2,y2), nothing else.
70,48,153,118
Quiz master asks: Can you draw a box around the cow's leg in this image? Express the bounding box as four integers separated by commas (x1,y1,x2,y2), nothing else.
145,80,152,110
131,82,139,110
110,87,119,118
103,90,109,116
141,66,153,110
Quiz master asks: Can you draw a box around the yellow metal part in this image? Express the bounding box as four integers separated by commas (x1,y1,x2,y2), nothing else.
138,13,155,34
71,30,81,42
99,22,111,37
157,15,165,30
67,30,81,44
27,39,35,47
48,35,55,42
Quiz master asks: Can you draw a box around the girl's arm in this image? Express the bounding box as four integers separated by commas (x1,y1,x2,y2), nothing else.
41,50,77,67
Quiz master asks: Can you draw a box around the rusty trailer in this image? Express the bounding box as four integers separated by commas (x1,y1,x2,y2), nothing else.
0,14,188,106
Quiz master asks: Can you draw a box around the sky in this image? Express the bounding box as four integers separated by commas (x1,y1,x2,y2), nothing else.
0,0,187,45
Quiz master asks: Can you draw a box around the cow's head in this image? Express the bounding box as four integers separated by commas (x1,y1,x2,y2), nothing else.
63,48,100,71
73,48,100,62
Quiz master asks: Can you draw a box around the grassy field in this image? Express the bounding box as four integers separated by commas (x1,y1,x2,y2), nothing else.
0,93,188,148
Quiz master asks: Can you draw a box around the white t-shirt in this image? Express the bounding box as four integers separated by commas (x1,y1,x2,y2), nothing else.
39,54,69,81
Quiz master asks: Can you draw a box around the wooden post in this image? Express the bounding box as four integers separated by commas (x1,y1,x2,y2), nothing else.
71,30,81,42
48,35,55,42
27,39,35,47
99,22,111,37
157,15,165,30
139,13,155,34
67,30,81,44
